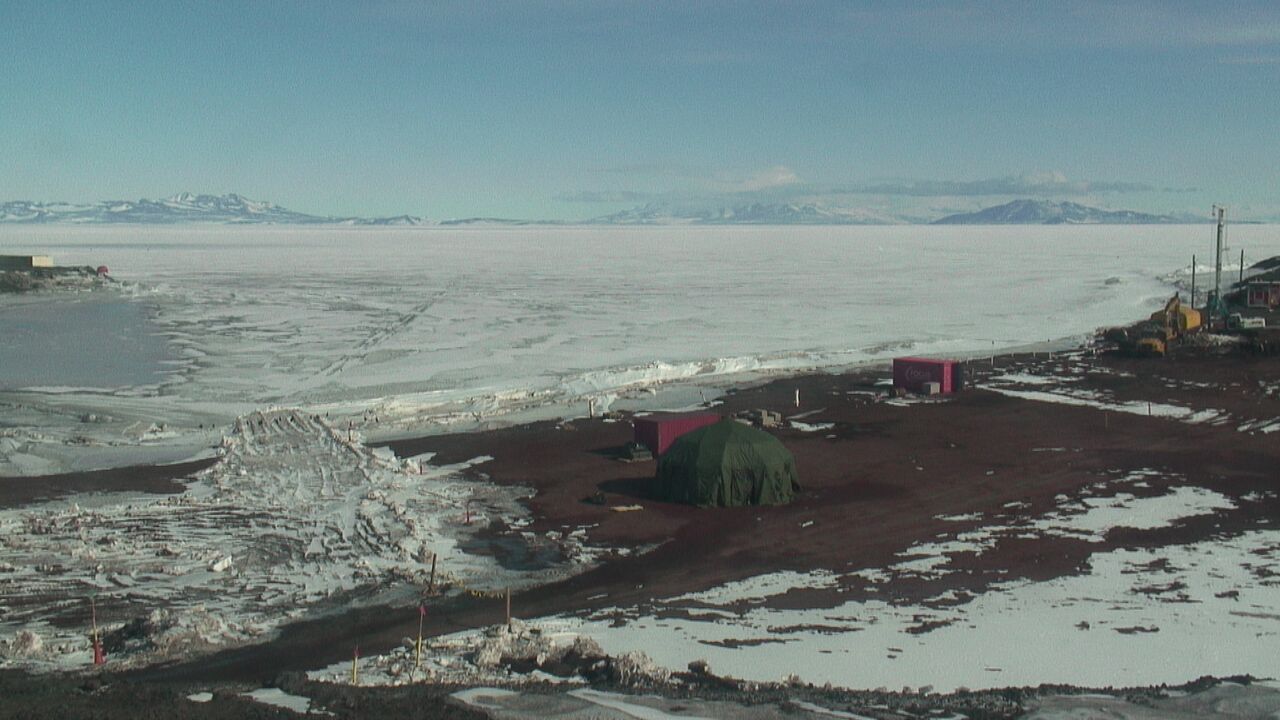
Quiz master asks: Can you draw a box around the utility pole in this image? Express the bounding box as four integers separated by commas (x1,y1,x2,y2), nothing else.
1191,255,1197,307
1212,205,1227,316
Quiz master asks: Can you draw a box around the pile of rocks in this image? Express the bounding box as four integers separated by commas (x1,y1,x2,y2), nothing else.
0,266,108,293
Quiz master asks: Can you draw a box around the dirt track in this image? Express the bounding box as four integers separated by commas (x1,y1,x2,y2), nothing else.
0,457,216,509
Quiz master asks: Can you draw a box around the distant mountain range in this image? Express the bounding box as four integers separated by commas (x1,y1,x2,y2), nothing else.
0,193,1218,226
0,193,426,225
591,202,914,225
931,199,1194,225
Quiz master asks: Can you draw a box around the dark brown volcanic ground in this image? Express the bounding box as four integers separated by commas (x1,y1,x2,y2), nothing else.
382,349,1280,618
4,345,1279,718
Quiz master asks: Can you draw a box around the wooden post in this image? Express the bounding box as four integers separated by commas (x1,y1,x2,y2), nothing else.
416,605,426,670
90,597,105,666
794,389,800,408
352,646,359,685
429,553,437,592
505,587,512,629
1241,249,1245,284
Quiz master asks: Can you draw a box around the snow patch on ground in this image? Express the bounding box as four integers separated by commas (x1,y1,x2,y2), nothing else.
981,386,1226,425
790,420,835,432
791,700,880,720
388,478,1278,693
988,372,1060,385
568,688,711,720
243,687,322,714
1031,486,1235,541
562,528,1280,691
671,570,839,605
935,513,983,522
0,409,574,669
452,687,520,710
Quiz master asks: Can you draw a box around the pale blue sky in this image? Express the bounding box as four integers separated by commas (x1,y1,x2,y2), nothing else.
2,1,1278,220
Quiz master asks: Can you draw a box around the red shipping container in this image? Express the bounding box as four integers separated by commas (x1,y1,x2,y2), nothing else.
633,412,720,456
893,357,964,394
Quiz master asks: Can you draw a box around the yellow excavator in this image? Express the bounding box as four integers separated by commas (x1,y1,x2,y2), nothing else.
1104,294,1201,356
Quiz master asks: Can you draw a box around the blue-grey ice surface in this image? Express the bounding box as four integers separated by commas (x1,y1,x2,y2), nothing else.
0,296,170,391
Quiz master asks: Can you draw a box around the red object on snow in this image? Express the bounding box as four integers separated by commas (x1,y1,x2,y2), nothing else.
892,357,965,394
633,412,720,456
96,265,109,276
92,639,105,665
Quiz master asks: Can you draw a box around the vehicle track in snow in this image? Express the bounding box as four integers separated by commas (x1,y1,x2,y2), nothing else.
311,293,447,382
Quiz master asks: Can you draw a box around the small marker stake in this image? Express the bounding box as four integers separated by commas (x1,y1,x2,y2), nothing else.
416,605,426,670
352,645,360,685
505,587,512,629
90,597,105,666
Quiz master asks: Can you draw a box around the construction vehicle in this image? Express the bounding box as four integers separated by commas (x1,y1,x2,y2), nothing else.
1228,313,1266,330
1102,294,1201,356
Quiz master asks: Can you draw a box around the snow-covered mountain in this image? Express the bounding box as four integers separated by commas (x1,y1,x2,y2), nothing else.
594,202,911,225
0,193,425,225
1,193,1219,226
931,199,1189,225
438,217,560,226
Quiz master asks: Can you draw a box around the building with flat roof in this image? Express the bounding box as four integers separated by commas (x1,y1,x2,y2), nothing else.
0,255,54,270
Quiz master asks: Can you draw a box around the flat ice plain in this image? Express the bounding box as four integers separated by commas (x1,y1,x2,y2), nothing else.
5,223,1275,471
4,224,1280,687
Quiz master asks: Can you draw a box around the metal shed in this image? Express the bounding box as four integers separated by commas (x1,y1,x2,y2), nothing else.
892,357,965,394
633,412,720,456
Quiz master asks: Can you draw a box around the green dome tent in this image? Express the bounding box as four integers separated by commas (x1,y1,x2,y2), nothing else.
656,419,799,507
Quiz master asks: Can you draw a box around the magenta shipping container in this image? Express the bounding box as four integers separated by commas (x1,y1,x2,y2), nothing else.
892,357,965,394
633,412,721,456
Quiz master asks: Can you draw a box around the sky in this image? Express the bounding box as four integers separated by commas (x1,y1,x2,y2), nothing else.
2,1,1279,221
